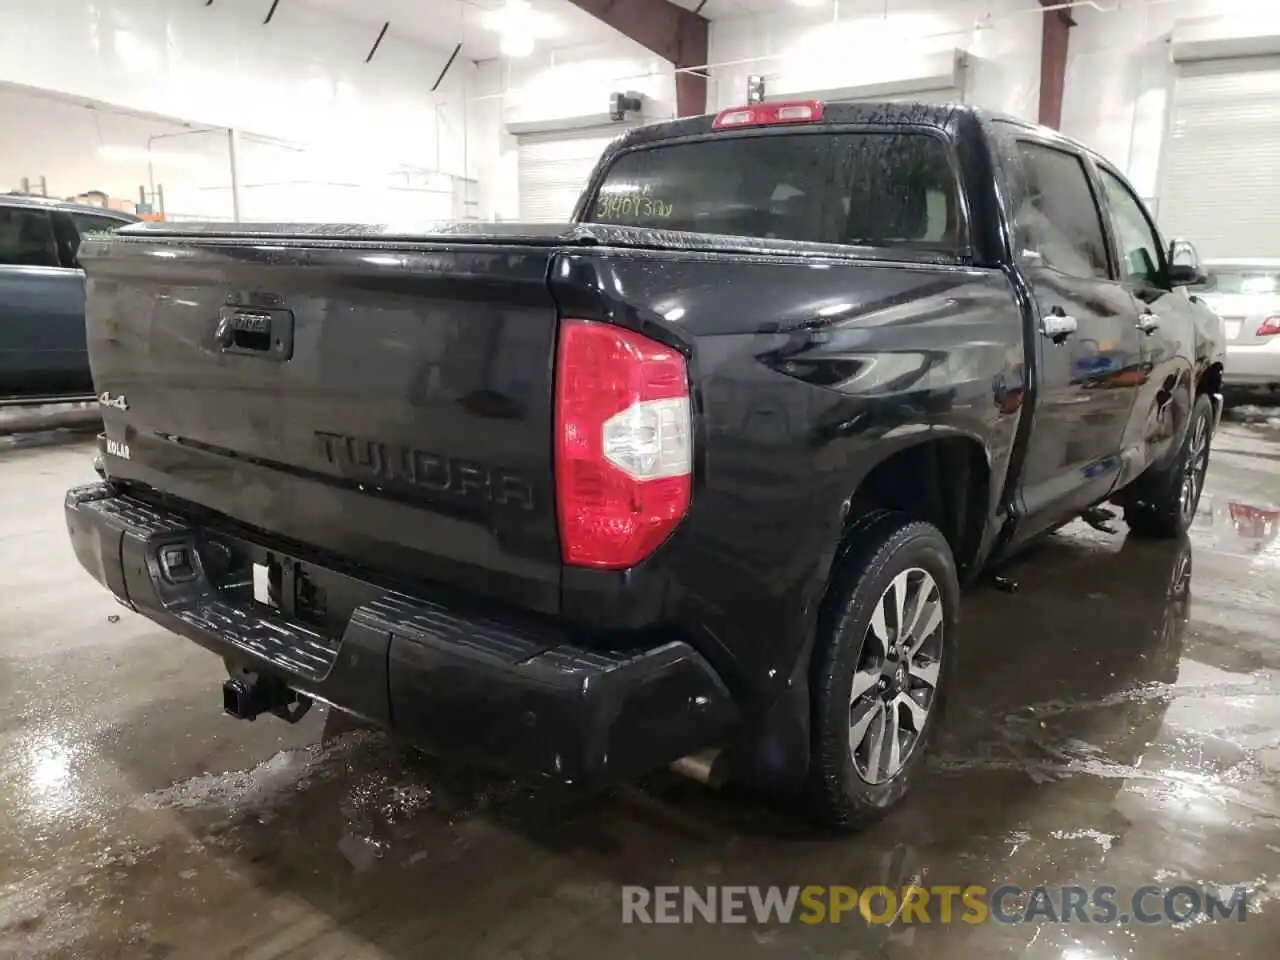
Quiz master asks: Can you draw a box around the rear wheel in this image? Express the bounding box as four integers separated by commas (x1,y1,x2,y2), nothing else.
806,514,959,829
1122,393,1214,539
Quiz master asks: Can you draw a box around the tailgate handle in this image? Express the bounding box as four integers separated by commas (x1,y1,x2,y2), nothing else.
215,306,295,361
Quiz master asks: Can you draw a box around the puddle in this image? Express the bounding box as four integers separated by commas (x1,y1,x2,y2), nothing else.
1048,827,1116,852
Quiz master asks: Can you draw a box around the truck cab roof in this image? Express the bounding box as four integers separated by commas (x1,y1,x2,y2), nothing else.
614,100,1068,145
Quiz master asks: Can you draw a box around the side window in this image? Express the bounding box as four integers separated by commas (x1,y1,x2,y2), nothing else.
50,211,85,269
1013,141,1110,280
0,207,60,268
70,212,130,236
1098,168,1163,285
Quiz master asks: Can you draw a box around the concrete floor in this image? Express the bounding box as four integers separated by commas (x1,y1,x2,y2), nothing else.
2,416,1279,959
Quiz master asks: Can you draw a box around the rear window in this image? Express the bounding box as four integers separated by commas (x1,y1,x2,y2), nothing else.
588,131,965,253
1201,267,1280,295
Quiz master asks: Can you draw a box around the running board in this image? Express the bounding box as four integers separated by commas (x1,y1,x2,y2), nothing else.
0,393,95,407
0,397,100,435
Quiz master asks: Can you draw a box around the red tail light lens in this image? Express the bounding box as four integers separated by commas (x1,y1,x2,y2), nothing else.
1257,316,1280,336
712,100,824,130
555,319,692,569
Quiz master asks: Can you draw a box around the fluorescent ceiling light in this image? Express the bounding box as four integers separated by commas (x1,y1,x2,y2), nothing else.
499,32,535,57
792,0,827,6
481,0,561,39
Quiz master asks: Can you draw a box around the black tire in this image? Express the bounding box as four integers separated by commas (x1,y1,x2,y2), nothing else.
806,512,960,830
1122,393,1214,539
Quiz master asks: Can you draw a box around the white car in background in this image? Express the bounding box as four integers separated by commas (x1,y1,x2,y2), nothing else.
1195,259,1280,392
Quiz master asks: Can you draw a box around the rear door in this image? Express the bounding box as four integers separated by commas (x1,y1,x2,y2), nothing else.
0,204,88,397
1005,137,1144,536
1093,163,1198,478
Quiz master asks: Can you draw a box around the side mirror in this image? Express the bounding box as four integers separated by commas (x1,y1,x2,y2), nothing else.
1167,237,1208,286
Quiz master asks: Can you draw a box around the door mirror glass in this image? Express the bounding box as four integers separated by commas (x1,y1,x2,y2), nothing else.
1167,237,1208,286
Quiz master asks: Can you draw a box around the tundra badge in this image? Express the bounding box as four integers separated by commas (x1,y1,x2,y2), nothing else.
98,391,129,411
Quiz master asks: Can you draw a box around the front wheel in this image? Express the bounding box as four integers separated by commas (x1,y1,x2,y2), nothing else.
806,513,960,830
1122,393,1214,539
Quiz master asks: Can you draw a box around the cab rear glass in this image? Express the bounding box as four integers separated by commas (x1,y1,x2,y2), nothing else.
1201,267,1280,295
588,130,966,254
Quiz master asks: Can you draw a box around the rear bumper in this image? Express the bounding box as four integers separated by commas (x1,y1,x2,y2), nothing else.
1224,341,1280,387
65,483,737,787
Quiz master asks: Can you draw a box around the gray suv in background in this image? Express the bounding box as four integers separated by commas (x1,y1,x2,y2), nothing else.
1196,258,1280,394
1,194,139,400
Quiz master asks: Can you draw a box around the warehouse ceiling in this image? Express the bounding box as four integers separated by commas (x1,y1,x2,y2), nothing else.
297,0,605,61
296,0,770,63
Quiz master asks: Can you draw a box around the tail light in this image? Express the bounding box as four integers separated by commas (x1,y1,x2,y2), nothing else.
712,100,824,131
1257,316,1280,337
555,319,692,569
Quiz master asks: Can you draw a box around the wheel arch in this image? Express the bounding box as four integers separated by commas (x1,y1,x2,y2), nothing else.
832,431,994,581
726,430,993,794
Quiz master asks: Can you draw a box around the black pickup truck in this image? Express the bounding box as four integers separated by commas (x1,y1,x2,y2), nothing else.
65,101,1224,828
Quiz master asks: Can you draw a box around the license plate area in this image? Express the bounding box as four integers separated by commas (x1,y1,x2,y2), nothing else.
252,561,273,606
1225,319,1242,340
196,537,331,633
244,553,329,628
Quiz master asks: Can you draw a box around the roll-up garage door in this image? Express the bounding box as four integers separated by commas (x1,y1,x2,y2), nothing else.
1157,56,1280,258
831,86,963,105
766,52,967,110
516,125,636,222
768,86,963,108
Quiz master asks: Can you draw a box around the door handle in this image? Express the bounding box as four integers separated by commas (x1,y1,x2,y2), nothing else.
1137,312,1160,335
1040,307,1077,343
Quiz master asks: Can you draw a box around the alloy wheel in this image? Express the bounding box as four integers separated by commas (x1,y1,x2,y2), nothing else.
848,568,944,784
1179,413,1210,525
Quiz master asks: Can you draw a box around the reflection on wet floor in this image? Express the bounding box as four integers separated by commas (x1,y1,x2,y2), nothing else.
2,415,1279,959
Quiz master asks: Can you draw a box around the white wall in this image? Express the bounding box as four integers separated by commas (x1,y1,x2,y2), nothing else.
707,0,1043,118
1061,0,1280,200
0,0,479,223
471,0,1043,221
471,36,676,221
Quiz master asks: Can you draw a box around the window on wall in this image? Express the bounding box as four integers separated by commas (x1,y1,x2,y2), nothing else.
1098,168,1163,286
1012,141,1110,280
0,207,60,268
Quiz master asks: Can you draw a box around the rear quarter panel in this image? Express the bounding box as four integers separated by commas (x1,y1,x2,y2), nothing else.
552,249,1025,697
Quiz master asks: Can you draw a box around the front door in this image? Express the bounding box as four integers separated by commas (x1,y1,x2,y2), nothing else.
1006,138,1144,540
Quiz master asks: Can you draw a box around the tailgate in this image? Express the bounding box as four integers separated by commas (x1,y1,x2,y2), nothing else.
81,227,566,614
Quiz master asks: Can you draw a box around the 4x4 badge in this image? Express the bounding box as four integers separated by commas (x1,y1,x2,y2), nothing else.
98,391,129,411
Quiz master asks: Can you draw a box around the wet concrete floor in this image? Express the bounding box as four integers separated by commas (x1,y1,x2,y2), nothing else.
2,415,1279,959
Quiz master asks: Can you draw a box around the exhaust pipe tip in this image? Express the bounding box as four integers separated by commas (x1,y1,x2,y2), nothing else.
670,748,728,788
